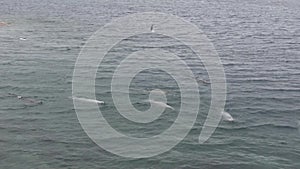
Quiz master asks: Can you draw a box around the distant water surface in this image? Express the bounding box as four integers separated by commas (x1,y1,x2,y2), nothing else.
0,0,299,168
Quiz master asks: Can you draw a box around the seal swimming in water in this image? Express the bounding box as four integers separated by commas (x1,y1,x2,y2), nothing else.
17,95,43,105
19,37,27,41
146,99,174,110
150,24,155,33
0,22,8,26
71,96,104,104
196,77,211,84
222,111,234,122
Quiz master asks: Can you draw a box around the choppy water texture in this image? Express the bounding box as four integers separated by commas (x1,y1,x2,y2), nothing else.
1,0,300,168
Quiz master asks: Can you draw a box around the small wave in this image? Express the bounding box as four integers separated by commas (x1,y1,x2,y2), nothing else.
40,137,86,145
0,61,12,65
259,87,300,92
219,123,298,131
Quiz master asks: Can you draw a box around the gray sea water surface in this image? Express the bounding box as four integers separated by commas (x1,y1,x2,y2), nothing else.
0,0,300,168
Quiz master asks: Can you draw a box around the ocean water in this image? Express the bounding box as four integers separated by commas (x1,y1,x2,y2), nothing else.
0,0,300,168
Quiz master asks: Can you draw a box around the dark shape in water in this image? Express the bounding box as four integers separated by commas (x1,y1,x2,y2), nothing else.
16,95,43,106
150,24,154,32
196,77,211,85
